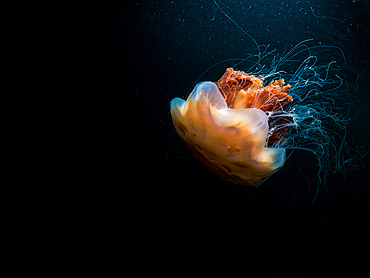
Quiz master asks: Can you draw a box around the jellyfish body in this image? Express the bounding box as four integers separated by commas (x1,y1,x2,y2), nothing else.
170,68,293,186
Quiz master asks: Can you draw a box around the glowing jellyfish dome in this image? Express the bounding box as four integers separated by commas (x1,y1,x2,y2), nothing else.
171,68,293,186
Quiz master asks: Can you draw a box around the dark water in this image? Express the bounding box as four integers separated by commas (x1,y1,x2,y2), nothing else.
95,0,370,273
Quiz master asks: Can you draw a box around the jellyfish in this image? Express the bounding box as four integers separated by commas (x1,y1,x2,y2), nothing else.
170,47,363,190
169,2,365,191
170,68,293,186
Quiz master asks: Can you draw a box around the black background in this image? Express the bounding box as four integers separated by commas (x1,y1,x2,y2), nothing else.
93,0,370,274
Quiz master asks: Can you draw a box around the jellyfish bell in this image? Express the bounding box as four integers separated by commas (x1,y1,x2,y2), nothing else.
170,68,293,186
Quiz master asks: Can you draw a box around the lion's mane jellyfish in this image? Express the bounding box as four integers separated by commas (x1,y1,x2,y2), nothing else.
169,2,365,193
170,68,293,186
